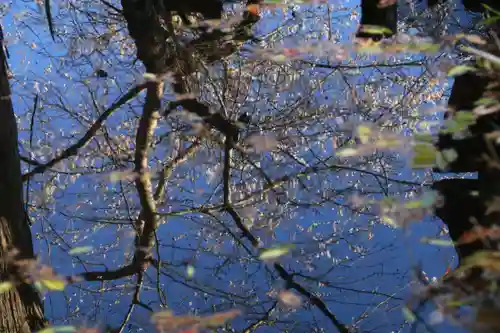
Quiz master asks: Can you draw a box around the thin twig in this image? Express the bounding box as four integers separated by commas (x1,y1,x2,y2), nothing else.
22,83,147,181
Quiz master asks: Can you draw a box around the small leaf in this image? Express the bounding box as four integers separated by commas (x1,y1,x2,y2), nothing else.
247,4,260,15
39,326,76,333
483,3,500,16
39,329,55,333
404,199,423,209
0,281,13,293
447,65,476,77
447,299,467,307
428,310,444,325
201,310,241,328
375,137,401,149
336,148,359,157
54,326,76,333
151,310,174,322
109,171,122,183
246,134,278,152
381,215,398,227
454,111,477,126
358,24,393,35
421,238,455,246
482,15,500,26
456,250,500,274
414,133,436,143
278,290,302,308
34,281,43,292
415,43,441,54
109,170,139,183
436,149,458,170
357,125,372,144
259,244,295,261
186,265,195,279
68,246,93,255
357,44,383,54
412,143,437,168
441,149,458,163
402,306,416,323
143,73,157,82
41,279,66,291
475,97,498,106
463,34,487,45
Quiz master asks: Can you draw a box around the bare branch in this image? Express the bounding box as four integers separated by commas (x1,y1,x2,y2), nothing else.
273,264,349,333
154,138,201,202
22,83,147,182
224,199,349,332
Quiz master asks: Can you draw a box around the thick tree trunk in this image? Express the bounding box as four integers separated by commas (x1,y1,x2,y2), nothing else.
0,25,45,332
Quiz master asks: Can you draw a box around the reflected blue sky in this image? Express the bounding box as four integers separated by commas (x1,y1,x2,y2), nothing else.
0,0,483,332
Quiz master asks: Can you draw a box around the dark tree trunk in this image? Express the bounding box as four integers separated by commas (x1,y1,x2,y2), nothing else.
432,179,492,263
0,24,45,332
356,0,500,41
430,17,500,310
356,0,397,40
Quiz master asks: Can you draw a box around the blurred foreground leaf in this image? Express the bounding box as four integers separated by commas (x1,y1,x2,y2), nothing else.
259,244,295,261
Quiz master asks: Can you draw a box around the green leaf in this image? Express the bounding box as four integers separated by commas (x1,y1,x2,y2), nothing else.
415,43,441,54
404,199,423,209
412,143,437,168
39,326,76,333
402,306,416,323
357,45,383,55
421,238,455,246
44,0,55,40
381,215,398,228
436,149,458,170
413,133,435,143
0,281,13,293
419,190,439,208
336,147,359,157
68,246,93,255
109,171,121,183
483,3,500,16
465,250,500,271
375,137,401,149
109,170,139,183
447,299,467,307
39,329,55,333
143,73,158,82
454,112,476,129
186,265,195,279
441,148,458,162
34,281,44,292
359,25,393,35
41,279,66,291
482,15,500,26
475,97,498,106
259,244,295,261
447,65,476,77
357,125,372,144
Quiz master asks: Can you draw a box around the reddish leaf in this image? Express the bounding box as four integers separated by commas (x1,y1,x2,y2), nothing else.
247,4,260,15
